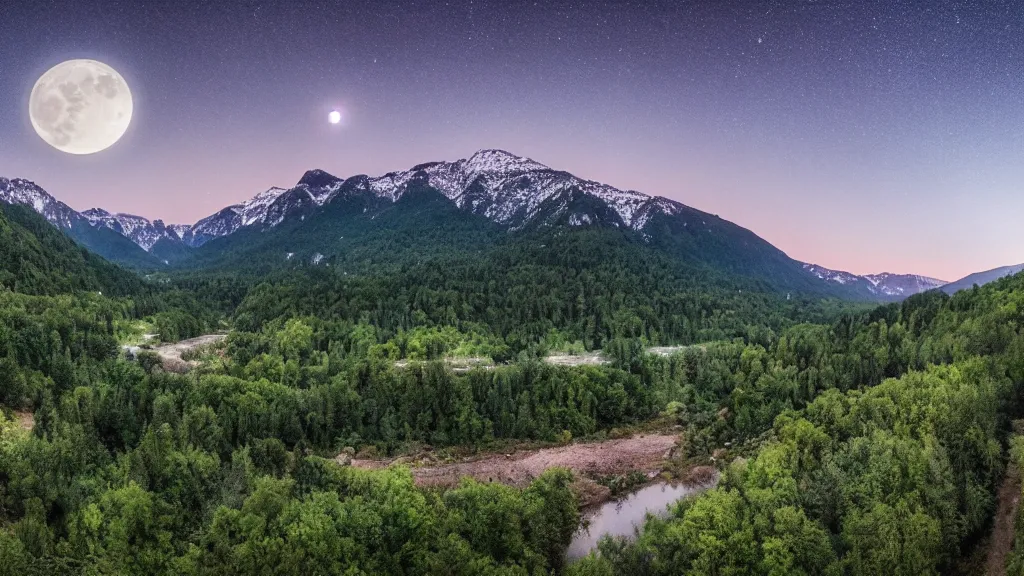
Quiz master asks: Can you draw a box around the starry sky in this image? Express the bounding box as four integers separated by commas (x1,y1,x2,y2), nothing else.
2,0,1023,281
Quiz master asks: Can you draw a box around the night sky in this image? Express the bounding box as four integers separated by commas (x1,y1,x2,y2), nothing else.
2,0,1024,280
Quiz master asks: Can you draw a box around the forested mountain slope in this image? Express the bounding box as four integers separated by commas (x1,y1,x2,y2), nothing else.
3,174,1024,572
0,202,144,296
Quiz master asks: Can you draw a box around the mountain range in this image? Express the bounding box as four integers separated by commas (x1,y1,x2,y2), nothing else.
801,264,948,300
0,149,1012,301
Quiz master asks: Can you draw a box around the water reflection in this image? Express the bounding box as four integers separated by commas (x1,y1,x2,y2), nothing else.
567,478,717,560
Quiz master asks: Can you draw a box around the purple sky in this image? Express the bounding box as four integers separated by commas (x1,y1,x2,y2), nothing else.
3,0,1024,281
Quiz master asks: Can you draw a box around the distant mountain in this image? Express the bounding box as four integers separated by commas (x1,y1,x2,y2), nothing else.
81,208,185,251
2,150,941,301
941,264,1024,294
802,263,947,301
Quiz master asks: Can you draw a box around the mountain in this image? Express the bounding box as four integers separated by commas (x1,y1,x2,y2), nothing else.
80,208,184,251
941,264,1024,294
0,201,143,296
169,150,858,297
0,178,164,269
802,263,947,301
6,150,761,253
2,150,940,301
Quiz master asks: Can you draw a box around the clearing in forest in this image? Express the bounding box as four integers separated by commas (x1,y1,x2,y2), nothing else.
351,434,680,488
152,334,228,372
14,410,33,431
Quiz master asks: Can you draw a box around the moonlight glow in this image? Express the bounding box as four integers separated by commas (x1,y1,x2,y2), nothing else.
29,59,133,155
328,110,341,124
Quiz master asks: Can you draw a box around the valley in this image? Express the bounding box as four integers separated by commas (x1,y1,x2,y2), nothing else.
5,0,1021,573
2,153,1024,575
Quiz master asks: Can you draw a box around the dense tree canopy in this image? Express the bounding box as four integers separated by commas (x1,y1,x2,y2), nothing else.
3,202,1024,573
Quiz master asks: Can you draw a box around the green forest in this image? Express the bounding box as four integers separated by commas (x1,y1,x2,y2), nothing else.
3,200,1024,575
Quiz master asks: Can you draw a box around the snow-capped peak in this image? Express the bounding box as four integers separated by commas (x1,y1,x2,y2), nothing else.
238,187,289,226
463,149,549,176
288,149,676,231
3,149,704,255
864,272,947,288
802,263,861,285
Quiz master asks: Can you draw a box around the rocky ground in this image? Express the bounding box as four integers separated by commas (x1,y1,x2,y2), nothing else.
152,334,227,372
350,434,682,494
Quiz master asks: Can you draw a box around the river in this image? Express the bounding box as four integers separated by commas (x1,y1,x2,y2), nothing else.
566,477,718,560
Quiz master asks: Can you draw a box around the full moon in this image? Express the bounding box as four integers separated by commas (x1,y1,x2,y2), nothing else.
328,110,341,124
29,59,133,155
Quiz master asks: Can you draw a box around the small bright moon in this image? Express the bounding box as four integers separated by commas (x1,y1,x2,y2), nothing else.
29,59,133,155
328,110,341,124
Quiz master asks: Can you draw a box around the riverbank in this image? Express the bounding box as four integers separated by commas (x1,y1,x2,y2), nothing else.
350,433,690,505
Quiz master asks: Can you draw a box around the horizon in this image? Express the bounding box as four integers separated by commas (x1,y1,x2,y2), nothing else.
2,146,1011,282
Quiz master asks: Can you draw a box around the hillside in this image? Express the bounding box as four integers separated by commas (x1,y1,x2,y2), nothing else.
0,202,143,296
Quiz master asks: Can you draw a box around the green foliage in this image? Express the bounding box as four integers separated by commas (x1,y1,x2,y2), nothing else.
0,203,146,296
591,272,1024,576
225,227,860,355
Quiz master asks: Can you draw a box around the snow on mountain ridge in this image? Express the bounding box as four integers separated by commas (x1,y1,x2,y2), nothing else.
81,208,183,251
864,272,947,287
803,263,947,300
175,150,684,246
0,178,82,229
803,264,860,285
3,150,687,252
314,149,676,231
238,187,289,227
463,149,549,176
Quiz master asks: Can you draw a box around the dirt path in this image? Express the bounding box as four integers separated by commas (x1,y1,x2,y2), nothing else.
985,463,1022,575
351,434,680,488
153,334,227,372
